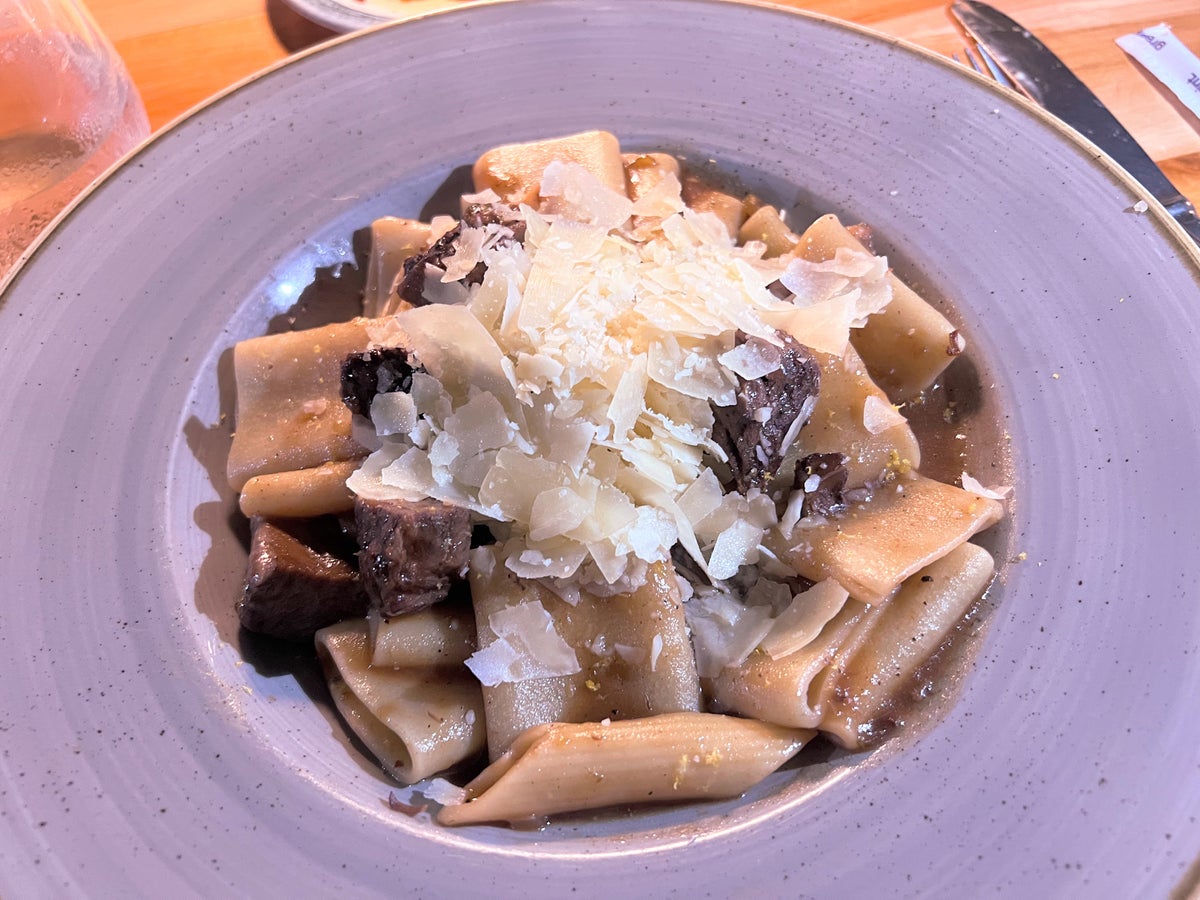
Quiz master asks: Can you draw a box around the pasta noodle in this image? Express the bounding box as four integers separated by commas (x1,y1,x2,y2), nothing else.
797,214,961,401
238,460,358,518
315,620,485,783
369,600,477,669
227,320,370,490
437,713,813,826
707,598,868,729
468,548,701,758
815,541,997,748
739,204,800,258
362,216,430,318
679,175,747,237
794,343,922,488
771,473,1003,604
473,130,626,205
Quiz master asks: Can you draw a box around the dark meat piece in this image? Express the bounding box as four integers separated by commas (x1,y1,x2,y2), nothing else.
462,203,528,244
355,497,472,616
795,452,849,518
711,331,821,493
471,523,497,547
397,210,527,304
462,205,526,285
671,543,712,588
340,347,416,419
765,280,792,301
336,510,359,545
239,517,368,641
396,225,462,306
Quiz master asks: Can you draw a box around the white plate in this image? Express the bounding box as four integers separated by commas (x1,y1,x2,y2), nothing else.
2,0,1199,895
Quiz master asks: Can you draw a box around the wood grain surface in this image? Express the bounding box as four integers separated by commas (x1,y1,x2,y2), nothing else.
86,0,1200,206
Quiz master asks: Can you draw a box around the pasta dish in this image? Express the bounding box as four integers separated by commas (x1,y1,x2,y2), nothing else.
226,131,1008,826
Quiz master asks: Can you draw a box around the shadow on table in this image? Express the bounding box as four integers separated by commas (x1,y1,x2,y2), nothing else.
265,0,340,52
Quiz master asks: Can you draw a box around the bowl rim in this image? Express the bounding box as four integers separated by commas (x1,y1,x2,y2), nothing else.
3,0,1198,303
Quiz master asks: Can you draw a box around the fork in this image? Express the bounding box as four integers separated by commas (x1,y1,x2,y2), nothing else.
951,6,1200,245
953,41,1033,99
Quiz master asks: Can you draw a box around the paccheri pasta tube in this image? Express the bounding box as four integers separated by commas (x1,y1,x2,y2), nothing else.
228,130,1010,826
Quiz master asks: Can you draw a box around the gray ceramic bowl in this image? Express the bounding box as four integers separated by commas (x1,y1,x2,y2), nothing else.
2,1,1199,895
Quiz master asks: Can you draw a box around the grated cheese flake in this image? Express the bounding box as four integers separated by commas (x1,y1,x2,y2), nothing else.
464,599,581,686
862,394,908,435
684,586,775,678
707,518,765,581
961,471,1013,500
354,159,899,591
759,579,850,659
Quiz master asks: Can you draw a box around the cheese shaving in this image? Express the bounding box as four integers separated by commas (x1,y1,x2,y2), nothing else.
464,599,581,686
684,586,775,678
862,394,908,435
353,160,897,590
961,471,1012,500
759,579,849,659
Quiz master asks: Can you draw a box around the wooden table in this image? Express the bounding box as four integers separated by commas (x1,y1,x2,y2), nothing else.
87,0,1200,206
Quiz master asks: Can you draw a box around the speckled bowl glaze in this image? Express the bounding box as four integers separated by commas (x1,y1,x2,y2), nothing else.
2,1,1199,895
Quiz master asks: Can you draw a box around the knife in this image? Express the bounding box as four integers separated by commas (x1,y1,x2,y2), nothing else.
949,0,1200,245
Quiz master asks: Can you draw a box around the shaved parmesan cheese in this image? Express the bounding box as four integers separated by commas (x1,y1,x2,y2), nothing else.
514,351,564,387
607,356,648,438
743,576,792,612
528,486,593,541
779,260,850,304
961,472,1012,500
760,292,857,357
506,540,589,580
421,778,468,807
778,247,892,327
630,170,686,220
708,518,764,581
862,394,907,435
444,392,515,454
759,579,849,659
370,391,417,436
544,418,595,474
623,507,677,562
827,246,881,278
385,305,515,410
380,447,434,494
441,226,485,281
718,339,783,379
615,642,647,664
684,587,775,678
677,468,724,524
465,600,581,686
539,160,634,231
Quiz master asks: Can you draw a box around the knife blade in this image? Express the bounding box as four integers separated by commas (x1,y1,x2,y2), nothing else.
949,0,1200,244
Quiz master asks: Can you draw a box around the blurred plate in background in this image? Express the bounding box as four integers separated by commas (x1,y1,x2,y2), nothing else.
280,0,471,32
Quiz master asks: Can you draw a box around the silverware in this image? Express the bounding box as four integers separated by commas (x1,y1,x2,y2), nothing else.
950,0,1200,245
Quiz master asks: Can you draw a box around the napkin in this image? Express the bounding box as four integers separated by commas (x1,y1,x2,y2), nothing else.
1117,24,1200,120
